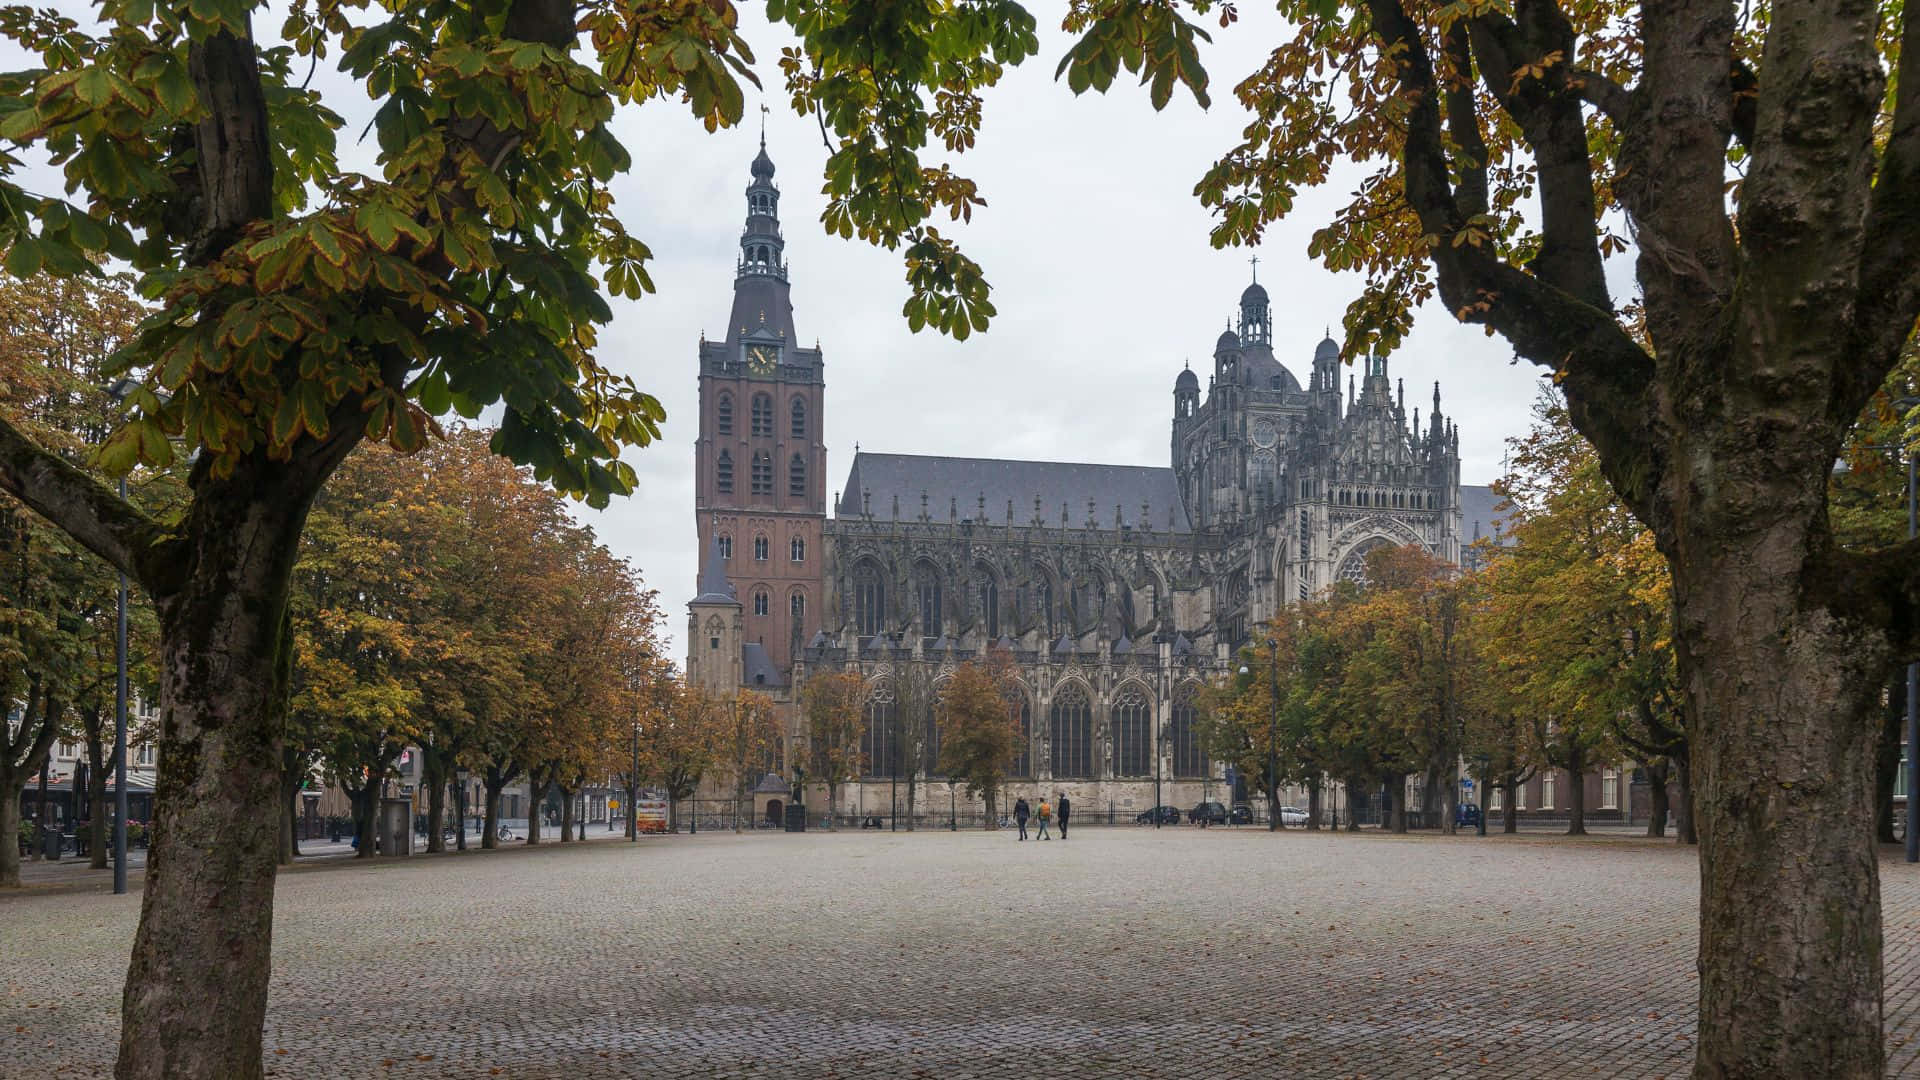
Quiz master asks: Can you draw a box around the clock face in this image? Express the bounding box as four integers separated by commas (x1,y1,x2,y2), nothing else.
747,345,779,374
1252,420,1278,449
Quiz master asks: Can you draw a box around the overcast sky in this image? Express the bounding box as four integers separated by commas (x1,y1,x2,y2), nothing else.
586,7,1550,665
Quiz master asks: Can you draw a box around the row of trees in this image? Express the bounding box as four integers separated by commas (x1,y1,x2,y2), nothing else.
1205,394,1689,839
287,426,670,855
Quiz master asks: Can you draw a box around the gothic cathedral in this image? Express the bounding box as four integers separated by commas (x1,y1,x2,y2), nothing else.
687,144,1501,820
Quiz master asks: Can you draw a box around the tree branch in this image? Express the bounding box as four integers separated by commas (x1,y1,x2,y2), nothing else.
1569,67,1634,128
1823,535,1920,660
0,415,175,589
1364,0,1663,517
1615,0,1737,359
1848,0,1920,424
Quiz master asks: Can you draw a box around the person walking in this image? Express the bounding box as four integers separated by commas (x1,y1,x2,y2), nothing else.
1035,798,1053,840
1014,797,1031,840
1058,793,1072,840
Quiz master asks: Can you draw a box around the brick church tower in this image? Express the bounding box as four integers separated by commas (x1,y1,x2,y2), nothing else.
692,139,825,680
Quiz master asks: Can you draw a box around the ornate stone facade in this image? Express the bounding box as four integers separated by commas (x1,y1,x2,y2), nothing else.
687,146,1501,819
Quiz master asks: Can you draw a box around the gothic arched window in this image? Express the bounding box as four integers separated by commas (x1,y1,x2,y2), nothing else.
716,451,733,494
716,393,733,435
1337,539,1385,587
914,563,942,634
790,397,806,439
1009,695,1032,778
1049,684,1093,779
862,684,896,777
1252,452,1276,500
752,588,769,616
751,451,772,495
751,393,773,437
753,534,769,561
1171,688,1207,778
979,574,999,639
1113,688,1152,777
790,536,805,563
853,561,886,637
790,591,805,620
716,533,733,560
789,453,806,497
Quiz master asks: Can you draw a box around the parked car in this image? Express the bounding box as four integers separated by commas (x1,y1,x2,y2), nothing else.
1455,803,1483,828
1134,805,1182,825
1189,801,1228,825
1278,805,1309,826
1228,804,1255,825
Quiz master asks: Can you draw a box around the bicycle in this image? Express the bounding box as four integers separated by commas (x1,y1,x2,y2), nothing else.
494,824,516,841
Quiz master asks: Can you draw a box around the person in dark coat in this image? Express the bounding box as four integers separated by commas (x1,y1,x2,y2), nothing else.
1058,793,1072,840
1014,797,1031,840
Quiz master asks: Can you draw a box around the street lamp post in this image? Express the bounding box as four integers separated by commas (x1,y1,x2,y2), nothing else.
1266,636,1281,832
106,376,137,896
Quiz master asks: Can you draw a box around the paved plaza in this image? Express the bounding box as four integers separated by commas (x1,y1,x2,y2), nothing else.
4,828,1919,1078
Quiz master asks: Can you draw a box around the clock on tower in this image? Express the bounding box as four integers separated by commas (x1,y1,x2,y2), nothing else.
747,344,779,375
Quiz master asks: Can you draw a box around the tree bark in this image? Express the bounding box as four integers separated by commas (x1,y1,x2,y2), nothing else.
526,775,550,845
424,773,446,853
624,780,637,840
482,780,503,850
1503,779,1519,834
1565,746,1588,836
114,479,312,1080
1306,777,1322,831
86,724,110,870
349,773,380,859
1647,759,1671,839
1682,558,1887,1077
559,784,575,842
0,794,23,887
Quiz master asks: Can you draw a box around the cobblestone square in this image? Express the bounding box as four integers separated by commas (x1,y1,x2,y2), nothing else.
4,828,1918,1078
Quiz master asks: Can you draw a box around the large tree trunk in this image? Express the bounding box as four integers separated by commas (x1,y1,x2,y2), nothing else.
482,779,503,850
825,783,837,829
1565,746,1588,836
559,784,575,842
115,484,311,1080
1646,759,1671,839
1439,762,1458,836
0,794,23,888
526,775,550,845
1680,552,1888,1077
624,781,637,840
1502,779,1519,834
85,717,109,870
1306,777,1322,831
1387,775,1407,834
420,752,447,854
349,773,381,859
907,773,918,831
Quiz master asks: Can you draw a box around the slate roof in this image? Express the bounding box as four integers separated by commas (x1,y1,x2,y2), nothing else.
742,642,786,688
837,452,1193,533
1459,483,1510,545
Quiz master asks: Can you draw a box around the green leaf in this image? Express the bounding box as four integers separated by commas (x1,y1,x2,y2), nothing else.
3,236,43,277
